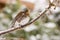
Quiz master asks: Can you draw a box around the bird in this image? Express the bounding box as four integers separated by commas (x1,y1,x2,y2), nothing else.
11,6,30,28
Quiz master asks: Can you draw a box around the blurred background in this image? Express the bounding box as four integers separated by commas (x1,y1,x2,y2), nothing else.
0,0,60,40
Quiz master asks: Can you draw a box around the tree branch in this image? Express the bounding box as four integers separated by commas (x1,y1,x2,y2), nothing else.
0,4,51,35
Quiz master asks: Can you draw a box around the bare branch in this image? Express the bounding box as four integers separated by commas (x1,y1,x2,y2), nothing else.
0,4,51,35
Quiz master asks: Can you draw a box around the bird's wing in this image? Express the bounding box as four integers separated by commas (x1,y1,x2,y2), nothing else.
11,12,24,27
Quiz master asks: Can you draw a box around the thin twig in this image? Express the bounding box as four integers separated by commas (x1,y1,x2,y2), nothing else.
0,4,51,35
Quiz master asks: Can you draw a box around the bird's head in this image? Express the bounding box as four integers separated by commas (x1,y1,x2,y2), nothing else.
21,5,30,16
